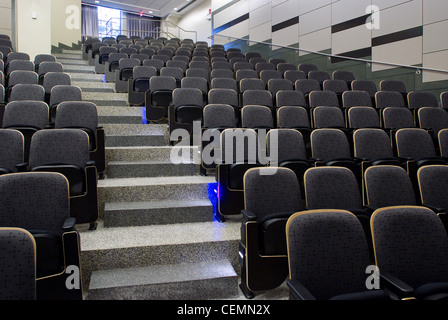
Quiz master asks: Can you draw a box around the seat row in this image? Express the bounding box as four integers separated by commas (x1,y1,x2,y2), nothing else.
239,164,448,300
211,126,448,219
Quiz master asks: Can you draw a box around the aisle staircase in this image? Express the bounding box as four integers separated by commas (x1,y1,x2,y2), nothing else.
54,49,251,300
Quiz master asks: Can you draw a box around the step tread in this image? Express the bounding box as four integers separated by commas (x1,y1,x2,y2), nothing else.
104,199,212,211
88,259,237,290
79,220,240,251
98,175,215,187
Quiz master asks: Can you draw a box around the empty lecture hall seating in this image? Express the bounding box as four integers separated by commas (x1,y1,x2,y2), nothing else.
3,31,448,302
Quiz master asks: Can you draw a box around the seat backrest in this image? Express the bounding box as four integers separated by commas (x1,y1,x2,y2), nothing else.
181,76,208,94
309,90,339,108
7,60,34,75
277,106,310,129
311,128,352,161
347,106,380,129
382,107,415,129
342,90,372,109
244,167,303,221
8,70,38,86
267,79,293,97
210,68,234,80
49,85,82,108
267,129,307,163
241,89,273,108
322,79,348,94
259,70,282,85
395,128,437,160
9,84,45,102
438,129,448,157
132,65,157,79
203,104,237,129
208,88,238,108
276,90,306,108
277,63,297,75
239,78,265,93
298,63,318,75
295,79,321,95
284,70,306,83
332,70,356,85
364,165,416,208
287,209,372,300
308,70,330,85
418,165,448,210
42,72,71,94
241,105,273,129
149,76,177,91
235,69,258,82
312,106,345,128
220,128,258,164
353,128,394,161
29,128,89,170
172,87,204,108
0,227,36,300
371,206,448,289
3,100,49,129
0,129,24,172
304,167,363,210
351,80,377,97
380,80,407,94
408,91,439,110
418,107,448,136
375,91,405,109
0,172,70,235
210,78,238,92
54,101,98,133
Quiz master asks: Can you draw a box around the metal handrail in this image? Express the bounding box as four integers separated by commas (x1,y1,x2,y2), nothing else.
211,34,448,74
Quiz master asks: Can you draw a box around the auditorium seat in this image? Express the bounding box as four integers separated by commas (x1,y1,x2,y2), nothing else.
371,206,448,300
286,209,391,300
239,167,302,299
0,172,82,300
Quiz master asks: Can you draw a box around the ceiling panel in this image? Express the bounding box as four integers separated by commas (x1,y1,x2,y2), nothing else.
82,0,203,17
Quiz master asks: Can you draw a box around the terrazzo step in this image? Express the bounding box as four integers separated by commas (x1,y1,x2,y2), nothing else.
63,64,96,74
78,220,241,293
53,52,83,60
98,106,143,124
102,123,168,147
103,199,213,227
97,175,216,217
106,146,199,163
68,73,105,82
83,91,129,106
87,260,238,300
106,160,199,178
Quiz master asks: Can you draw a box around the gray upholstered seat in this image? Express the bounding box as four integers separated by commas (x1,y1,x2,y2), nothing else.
298,63,318,76
240,167,302,298
309,90,340,109
364,165,416,209
276,90,306,109
104,52,128,82
380,79,407,95
42,72,71,102
0,129,24,174
0,227,36,300
145,76,177,122
438,129,448,157
286,209,391,300
9,83,44,103
208,88,238,109
241,89,273,109
395,128,446,167
277,106,310,129
323,79,348,98
267,79,293,99
49,85,82,119
115,58,140,92
371,206,448,300
312,106,345,129
382,107,415,130
277,63,296,75
259,69,282,85
347,106,380,129
239,78,265,94
210,68,234,80
408,91,439,111
417,107,448,138
37,62,64,84
241,105,273,129
308,70,330,88
127,65,157,106
235,69,258,82
203,104,237,129
284,70,306,83
210,78,238,92
352,80,377,103
418,165,448,213
332,70,355,87
342,90,372,109
0,172,82,299
353,128,400,166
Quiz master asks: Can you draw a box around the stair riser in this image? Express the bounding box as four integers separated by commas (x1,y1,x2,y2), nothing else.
106,163,199,178
80,241,239,292
106,147,198,162
105,136,166,147
87,277,238,300
103,205,213,227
